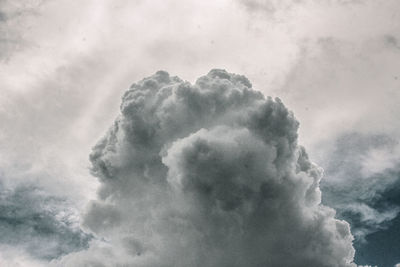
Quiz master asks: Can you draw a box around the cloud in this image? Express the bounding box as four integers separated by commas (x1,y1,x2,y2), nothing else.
58,70,355,266
0,245,45,267
0,181,91,262
1,0,399,266
238,0,301,16
320,132,400,238
0,0,48,61
270,31,400,259
268,23,400,266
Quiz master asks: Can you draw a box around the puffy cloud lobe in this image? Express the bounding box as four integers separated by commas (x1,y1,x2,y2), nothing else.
62,70,355,266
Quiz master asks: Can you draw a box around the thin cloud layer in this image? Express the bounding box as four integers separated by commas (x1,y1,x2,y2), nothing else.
0,181,91,262
59,70,355,267
321,133,400,240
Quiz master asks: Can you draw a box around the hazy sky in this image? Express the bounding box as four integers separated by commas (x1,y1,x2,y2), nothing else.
1,0,400,266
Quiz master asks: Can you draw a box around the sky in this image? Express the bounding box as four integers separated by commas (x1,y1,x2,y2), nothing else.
0,0,400,266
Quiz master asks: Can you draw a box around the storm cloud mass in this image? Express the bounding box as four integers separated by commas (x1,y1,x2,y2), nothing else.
59,70,355,266
2,1,400,266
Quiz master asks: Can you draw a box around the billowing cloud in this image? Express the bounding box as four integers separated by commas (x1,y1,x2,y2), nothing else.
1,0,399,266
59,70,355,266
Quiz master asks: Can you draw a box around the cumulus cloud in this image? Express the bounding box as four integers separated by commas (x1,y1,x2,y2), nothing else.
59,70,355,266
0,181,91,262
1,1,399,266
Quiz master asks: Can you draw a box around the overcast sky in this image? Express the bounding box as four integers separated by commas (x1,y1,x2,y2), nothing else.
1,0,400,266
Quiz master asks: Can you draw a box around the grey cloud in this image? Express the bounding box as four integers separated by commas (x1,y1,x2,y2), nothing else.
59,70,355,266
268,21,400,266
0,181,91,261
384,34,400,50
319,132,400,266
238,0,365,14
0,0,45,60
321,132,400,240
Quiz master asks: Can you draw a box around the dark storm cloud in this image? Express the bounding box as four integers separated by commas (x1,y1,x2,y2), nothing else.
59,70,355,266
0,181,91,261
